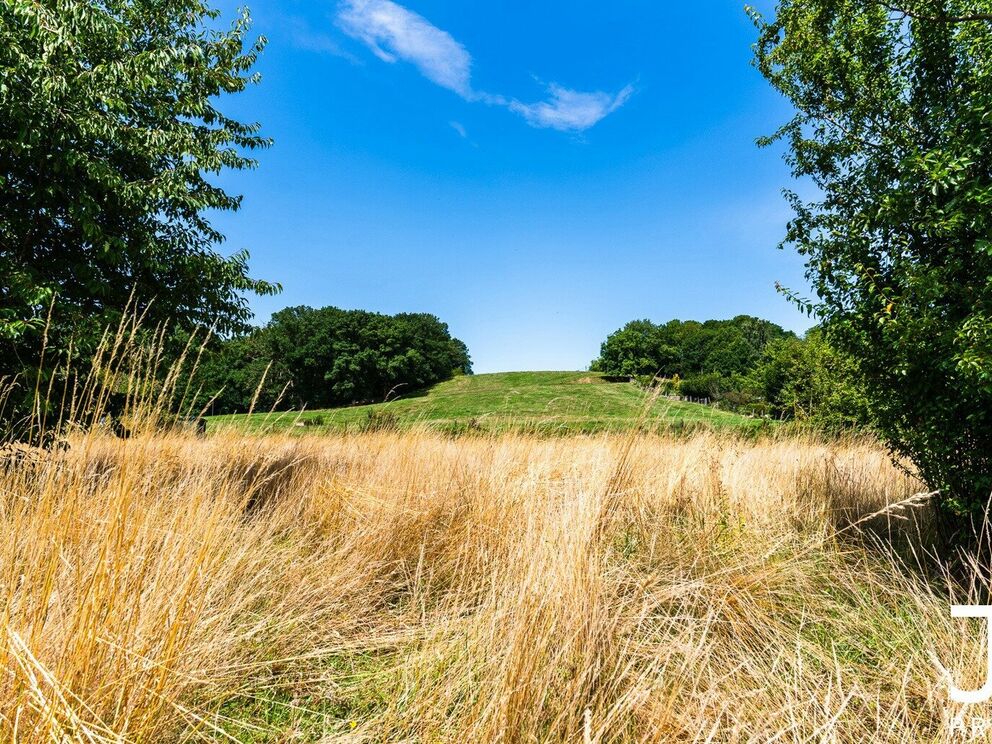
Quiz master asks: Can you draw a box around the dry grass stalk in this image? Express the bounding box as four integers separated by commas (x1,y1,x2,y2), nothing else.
0,424,984,742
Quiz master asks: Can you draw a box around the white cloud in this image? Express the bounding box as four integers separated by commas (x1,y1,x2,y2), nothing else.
336,0,632,132
338,0,472,96
509,84,634,132
449,120,468,138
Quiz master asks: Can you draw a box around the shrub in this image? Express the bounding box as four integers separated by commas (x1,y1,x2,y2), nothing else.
678,372,726,400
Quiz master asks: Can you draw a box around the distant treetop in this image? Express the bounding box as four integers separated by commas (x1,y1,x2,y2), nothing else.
197,305,472,414
592,315,795,379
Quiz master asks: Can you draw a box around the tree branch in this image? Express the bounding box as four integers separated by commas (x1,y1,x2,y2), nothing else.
883,2,992,23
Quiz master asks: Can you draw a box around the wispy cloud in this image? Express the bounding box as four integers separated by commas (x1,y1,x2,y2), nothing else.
449,120,468,139
336,0,631,133
338,0,472,96
510,84,634,132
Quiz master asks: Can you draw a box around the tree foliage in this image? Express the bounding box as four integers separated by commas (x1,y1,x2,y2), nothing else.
752,0,992,514
197,306,472,414
593,316,795,380
592,316,869,426
0,0,278,428
750,328,871,430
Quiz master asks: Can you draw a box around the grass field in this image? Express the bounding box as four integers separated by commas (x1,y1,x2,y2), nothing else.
0,424,980,742
208,371,761,435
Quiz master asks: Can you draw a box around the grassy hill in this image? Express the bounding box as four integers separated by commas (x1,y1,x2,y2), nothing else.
208,371,765,435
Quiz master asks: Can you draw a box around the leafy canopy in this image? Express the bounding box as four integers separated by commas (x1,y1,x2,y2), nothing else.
0,0,278,378
751,0,992,513
197,306,473,414
593,316,794,380
750,328,871,430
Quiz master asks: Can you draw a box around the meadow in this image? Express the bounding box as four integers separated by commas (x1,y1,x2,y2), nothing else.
7,0,992,740
208,372,758,436
1,424,984,742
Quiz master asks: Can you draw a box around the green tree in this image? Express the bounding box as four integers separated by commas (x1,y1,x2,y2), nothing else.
197,306,472,413
593,316,793,382
591,320,677,377
196,332,291,415
263,306,344,408
752,330,870,429
752,0,992,515
0,0,278,428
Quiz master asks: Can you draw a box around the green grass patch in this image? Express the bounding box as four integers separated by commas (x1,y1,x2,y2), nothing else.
208,371,767,436
188,649,401,742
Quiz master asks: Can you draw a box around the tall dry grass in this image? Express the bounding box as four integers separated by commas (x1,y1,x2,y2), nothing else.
2,423,989,742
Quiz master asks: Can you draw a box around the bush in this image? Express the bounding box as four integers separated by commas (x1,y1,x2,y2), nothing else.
748,330,870,431
678,372,726,400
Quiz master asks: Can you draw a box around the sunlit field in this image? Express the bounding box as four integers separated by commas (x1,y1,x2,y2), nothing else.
1,426,986,742
207,372,758,436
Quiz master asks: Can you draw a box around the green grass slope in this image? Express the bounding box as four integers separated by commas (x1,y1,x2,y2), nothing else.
209,371,765,435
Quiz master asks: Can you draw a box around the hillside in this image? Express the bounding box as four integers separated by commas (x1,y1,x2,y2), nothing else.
208,371,763,434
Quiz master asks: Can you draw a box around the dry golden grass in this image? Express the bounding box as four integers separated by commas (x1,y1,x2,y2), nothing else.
0,427,987,742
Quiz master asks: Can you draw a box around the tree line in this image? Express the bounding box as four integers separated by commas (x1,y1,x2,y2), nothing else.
196,306,471,415
592,316,869,429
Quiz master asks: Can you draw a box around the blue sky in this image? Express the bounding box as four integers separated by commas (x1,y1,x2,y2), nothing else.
211,0,813,373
